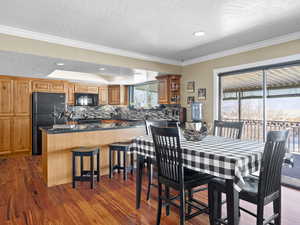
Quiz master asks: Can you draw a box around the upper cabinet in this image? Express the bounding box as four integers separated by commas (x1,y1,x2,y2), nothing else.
32,80,66,93
14,80,31,116
32,80,51,92
74,84,98,94
108,85,120,105
0,78,13,115
67,83,75,105
50,82,66,93
123,85,129,105
156,75,181,104
98,86,108,105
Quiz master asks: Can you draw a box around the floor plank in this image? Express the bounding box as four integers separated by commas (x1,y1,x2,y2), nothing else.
0,156,299,225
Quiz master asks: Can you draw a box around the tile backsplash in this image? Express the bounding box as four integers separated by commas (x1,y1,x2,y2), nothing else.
67,105,180,121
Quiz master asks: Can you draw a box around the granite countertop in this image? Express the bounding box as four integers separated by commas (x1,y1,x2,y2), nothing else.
40,121,144,134
74,118,144,122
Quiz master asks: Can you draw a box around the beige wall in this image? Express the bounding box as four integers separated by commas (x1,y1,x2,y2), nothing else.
181,39,300,123
0,33,182,74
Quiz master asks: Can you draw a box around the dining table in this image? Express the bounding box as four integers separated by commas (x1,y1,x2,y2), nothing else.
129,135,265,225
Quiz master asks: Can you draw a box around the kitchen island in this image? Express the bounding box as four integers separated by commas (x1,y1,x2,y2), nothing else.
41,122,145,187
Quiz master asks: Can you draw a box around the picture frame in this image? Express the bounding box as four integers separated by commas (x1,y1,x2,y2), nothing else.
187,96,195,105
198,88,207,100
186,81,195,93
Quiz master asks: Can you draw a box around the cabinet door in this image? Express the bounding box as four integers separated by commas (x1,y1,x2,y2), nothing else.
75,85,98,94
14,80,31,116
67,83,75,105
0,79,13,115
87,86,98,94
123,85,129,105
158,79,168,104
32,80,51,92
12,117,31,153
98,86,108,105
50,82,66,93
108,86,120,105
0,117,12,154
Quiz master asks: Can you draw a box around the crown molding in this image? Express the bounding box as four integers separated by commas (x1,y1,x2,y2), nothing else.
1,25,300,68
0,25,182,66
182,31,300,66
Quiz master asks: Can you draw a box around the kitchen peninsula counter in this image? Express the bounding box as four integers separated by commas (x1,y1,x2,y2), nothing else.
41,122,145,187
40,121,144,134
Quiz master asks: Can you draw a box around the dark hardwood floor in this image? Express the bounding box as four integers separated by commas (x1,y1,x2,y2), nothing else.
0,156,299,225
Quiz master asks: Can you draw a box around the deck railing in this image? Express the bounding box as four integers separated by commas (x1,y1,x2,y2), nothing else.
224,119,300,153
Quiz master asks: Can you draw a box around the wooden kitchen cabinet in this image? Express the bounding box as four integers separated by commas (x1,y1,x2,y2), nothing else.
32,80,51,92
0,78,13,116
50,82,66,93
32,80,66,93
14,80,31,116
74,84,98,94
157,78,169,104
0,117,12,154
67,83,75,105
108,85,120,105
98,85,108,105
156,75,181,104
12,117,31,153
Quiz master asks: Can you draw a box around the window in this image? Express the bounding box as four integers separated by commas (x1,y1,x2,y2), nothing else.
131,81,158,108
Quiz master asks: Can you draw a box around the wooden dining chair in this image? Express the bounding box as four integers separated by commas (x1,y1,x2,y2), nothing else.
144,120,168,200
213,120,244,139
145,120,168,136
151,126,213,225
208,130,289,225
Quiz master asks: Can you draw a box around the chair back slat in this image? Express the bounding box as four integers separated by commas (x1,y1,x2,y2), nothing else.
145,120,168,136
213,120,244,139
259,130,289,199
151,126,183,184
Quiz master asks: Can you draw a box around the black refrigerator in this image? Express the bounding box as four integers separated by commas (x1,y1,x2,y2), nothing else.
32,92,66,155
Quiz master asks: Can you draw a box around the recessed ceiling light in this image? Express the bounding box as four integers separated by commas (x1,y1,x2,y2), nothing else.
193,31,205,37
99,68,105,71
56,62,65,66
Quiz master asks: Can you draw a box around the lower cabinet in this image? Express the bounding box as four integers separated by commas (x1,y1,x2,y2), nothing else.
0,116,31,155
12,117,31,153
0,117,12,154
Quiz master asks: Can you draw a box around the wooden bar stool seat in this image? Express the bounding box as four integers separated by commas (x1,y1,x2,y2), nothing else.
71,147,100,189
109,141,134,180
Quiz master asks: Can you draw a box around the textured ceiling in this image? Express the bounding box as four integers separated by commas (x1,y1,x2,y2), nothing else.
1,0,300,61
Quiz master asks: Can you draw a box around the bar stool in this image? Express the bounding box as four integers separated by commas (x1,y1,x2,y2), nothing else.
109,141,134,180
71,147,100,189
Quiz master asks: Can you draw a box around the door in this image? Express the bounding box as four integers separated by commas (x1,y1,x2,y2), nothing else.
14,80,31,116
0,117,12,154
0,78,13,115
12,117,31,153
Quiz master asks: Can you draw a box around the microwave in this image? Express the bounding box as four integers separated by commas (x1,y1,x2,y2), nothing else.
75,93,99,106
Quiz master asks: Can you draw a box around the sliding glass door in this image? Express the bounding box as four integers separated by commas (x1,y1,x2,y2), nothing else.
218,62,300,153
219,70,264,141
